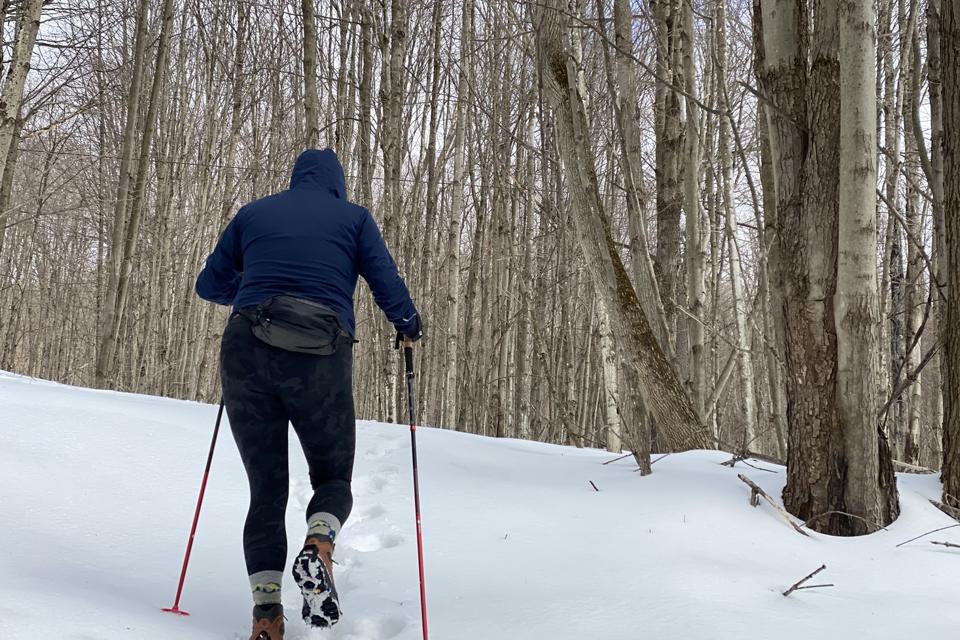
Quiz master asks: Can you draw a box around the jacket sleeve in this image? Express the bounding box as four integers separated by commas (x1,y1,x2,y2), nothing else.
195,211,245,306
357,210,420,335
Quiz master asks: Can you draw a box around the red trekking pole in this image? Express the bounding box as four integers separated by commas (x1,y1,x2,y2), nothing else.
400,337,429,640
163,399,224,616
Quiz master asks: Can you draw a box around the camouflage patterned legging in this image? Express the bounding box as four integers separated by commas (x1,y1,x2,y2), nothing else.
220,314,355,576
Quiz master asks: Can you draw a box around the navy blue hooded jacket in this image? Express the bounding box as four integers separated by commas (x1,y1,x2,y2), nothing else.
195,149,419,338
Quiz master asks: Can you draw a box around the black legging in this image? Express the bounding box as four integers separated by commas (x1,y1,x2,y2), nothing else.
220,314,355,575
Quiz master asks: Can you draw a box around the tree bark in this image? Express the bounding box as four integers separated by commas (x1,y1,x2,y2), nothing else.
836,0,899,533
652,0,682,362
941,0,960,508
758,0,898,534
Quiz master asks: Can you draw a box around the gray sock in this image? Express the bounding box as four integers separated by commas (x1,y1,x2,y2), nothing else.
306,512,342,543
249,570,283,606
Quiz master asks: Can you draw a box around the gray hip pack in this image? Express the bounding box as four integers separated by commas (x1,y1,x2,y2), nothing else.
238,295,354,355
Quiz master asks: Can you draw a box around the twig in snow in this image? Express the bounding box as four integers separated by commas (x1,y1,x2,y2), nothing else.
635,453,671,471
721,452,778,473
782,564,831,597
930,540,960,550
603,452,634,466
589,480,600,492
895,524,960,548
737,474,809,537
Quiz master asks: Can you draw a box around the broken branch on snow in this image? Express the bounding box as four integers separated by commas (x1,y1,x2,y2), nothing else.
896,524,960,548
930,541,960,550
737,474,809,537
782,564,833,597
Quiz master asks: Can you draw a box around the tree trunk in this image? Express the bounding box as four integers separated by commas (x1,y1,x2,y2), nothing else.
110,0,177,371
836,0,899,533
758,0,898,534
533,0,711,452
652,0,682,363
302,0,320,147
599,305,621,452
928,0,946,469
95,0,151,387
682,0,706,418
0,0,42,240
941,0,960,508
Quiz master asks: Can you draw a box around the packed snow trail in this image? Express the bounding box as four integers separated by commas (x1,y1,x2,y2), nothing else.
1,370,959,639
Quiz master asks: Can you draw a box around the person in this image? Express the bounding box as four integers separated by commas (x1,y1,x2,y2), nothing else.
195,148,421,640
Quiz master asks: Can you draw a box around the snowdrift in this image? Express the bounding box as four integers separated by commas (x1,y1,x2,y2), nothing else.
1,371,958,639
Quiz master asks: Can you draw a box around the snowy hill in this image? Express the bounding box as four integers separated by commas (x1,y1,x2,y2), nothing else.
1,371,958,639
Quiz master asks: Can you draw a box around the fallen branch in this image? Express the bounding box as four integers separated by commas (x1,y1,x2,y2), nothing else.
896,524,960,548
931,540,960,550
589,480,600,492
782,564,832,597
737,474,809,537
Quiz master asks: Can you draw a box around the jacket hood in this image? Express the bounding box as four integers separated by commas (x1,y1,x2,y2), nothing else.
290,148,347,199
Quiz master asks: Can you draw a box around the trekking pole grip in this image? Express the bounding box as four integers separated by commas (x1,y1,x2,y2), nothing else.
404,339,414,376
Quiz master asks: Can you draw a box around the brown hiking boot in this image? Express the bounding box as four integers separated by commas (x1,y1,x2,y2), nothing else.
249,604,284,640
305,536,336,589
292,535,341,627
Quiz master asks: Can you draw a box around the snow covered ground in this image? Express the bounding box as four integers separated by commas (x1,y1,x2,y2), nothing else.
1,370,958,639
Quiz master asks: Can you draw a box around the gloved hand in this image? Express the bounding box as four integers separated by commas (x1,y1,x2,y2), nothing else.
394,316,423,348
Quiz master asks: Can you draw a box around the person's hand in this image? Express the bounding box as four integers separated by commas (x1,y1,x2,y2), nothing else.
394,328,422,349
394,315,422,349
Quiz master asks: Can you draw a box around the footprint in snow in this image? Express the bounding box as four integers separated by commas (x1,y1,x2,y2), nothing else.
351,503,387,522
375,463,400,477
331,613,408,640
352,475,389,496
343,532,404,553
290,478,313,510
